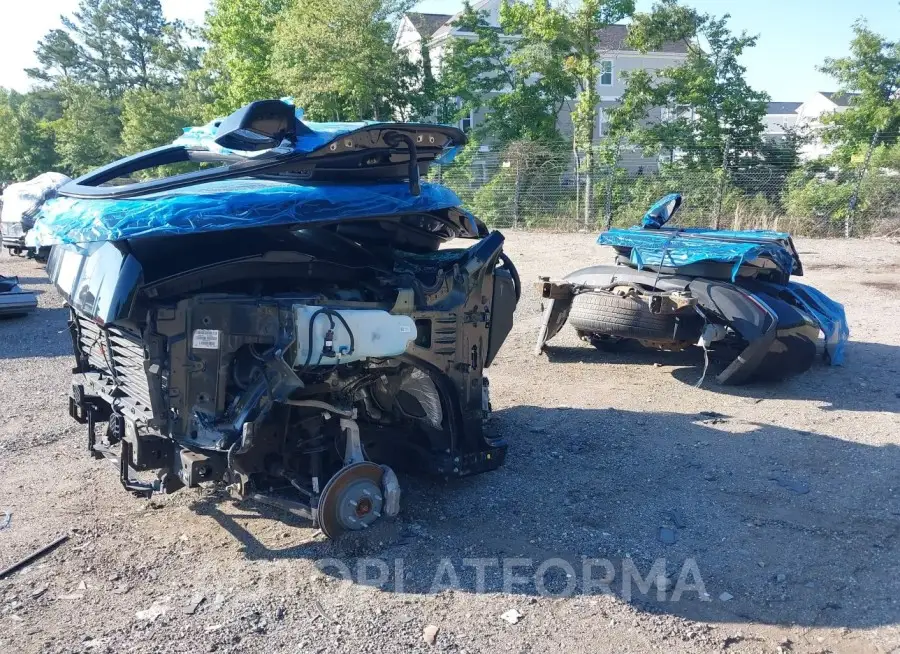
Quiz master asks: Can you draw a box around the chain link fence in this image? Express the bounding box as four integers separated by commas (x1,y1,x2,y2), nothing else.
430,134,900,237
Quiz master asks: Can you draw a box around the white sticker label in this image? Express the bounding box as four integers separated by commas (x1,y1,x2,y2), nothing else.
399,326,412,333
192,329,220,350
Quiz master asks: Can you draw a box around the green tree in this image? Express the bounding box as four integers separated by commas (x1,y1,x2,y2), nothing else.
271,0,415,121
107,0,166,88
618,0,769,167
203,0,291,113
0,89,60,181
25,30,85,84
29,0,188,94
819,21,900,161
563,0,634,224
120,87,201,154
438,1,573,142
52,84,122,175
36,0,124,92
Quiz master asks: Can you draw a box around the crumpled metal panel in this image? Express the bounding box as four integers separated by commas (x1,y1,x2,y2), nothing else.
172,116,374,157
784,281,849,365
28,179,462,246
599,227,797,281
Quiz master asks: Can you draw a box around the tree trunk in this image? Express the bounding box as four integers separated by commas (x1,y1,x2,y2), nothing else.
583,146,593,229
846,127,880,238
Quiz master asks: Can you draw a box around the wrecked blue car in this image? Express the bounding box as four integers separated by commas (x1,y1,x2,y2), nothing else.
535,193,848,385
35,100,519,538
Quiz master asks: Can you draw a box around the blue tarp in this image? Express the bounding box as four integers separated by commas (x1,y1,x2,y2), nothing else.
27,179,464,246
599,227,798,281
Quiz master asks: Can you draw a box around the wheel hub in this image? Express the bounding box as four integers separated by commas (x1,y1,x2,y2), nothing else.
318,462,385,539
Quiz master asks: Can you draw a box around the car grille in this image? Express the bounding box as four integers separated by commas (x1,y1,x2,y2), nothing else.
75,314,154,412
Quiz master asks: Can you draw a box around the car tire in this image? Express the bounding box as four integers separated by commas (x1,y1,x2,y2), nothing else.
569,291,677,340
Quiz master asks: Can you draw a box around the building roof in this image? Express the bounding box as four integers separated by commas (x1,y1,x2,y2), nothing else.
406,12,454,38
594,24,689,53
766,101,802,115
428,10,688,54
431,0,494,40
820,91,860,107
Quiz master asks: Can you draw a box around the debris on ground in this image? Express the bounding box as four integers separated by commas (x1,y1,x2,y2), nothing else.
185,595,205,615
0,534,69,580
422,624,440,645
768,475,811,495
500,609,523,625
658,527,677,545
135,598,172,621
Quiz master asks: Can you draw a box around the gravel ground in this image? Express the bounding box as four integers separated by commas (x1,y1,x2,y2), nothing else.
1,234,899,654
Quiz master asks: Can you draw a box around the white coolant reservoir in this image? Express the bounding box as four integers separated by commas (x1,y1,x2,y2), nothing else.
292,305,417,367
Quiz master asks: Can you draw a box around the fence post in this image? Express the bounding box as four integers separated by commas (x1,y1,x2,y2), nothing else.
846,127,880,238
713,135,731,230
512,158,521,229
603,144,619,231
573,148,581,227
583,146,593,229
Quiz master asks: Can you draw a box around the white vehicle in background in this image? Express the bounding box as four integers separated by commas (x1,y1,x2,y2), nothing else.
1,172,70,260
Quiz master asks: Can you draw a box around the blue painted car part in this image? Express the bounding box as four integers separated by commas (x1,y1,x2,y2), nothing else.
599,227,798,281
600,193,850,366
640,193,682,228
28,179,465,247
783,281,849,365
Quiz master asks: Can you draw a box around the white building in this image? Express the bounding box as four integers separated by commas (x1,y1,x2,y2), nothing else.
795,91,860,159
395,0,688,154
763,101,802,138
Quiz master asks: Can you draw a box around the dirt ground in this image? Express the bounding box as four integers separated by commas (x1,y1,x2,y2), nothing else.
1,234,899,654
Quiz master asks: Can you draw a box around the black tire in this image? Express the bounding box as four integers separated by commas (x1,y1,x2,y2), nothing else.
569,291,677,340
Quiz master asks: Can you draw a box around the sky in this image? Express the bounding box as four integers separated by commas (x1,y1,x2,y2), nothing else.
0,0,897,103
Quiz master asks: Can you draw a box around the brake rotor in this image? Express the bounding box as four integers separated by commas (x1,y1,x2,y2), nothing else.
317,462,385,539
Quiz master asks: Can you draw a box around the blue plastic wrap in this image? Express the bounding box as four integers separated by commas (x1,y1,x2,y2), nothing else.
784,281,849,365
28,179,463,246
598,227,797,281
641,193,682,228
173,117,375,157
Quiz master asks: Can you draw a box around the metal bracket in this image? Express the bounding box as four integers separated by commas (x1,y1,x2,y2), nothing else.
340,417,365,465
119,440,154,498
390,288,416,314
536,278,576,300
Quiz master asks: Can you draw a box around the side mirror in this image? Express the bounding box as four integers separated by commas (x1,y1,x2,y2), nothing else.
214,100,306,151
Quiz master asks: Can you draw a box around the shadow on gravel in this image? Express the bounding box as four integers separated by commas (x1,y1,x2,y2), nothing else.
188,406,900,630
546,340,900,413
8,275,50,285
0,307,72,359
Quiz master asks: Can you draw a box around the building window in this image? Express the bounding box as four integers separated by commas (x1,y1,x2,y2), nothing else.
460,109,474,132
456,99,474,132
600,60,613,86
661,104,693,122
598,107,609,136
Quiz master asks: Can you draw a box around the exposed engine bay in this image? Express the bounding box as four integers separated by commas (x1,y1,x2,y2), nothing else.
50,215,518,538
